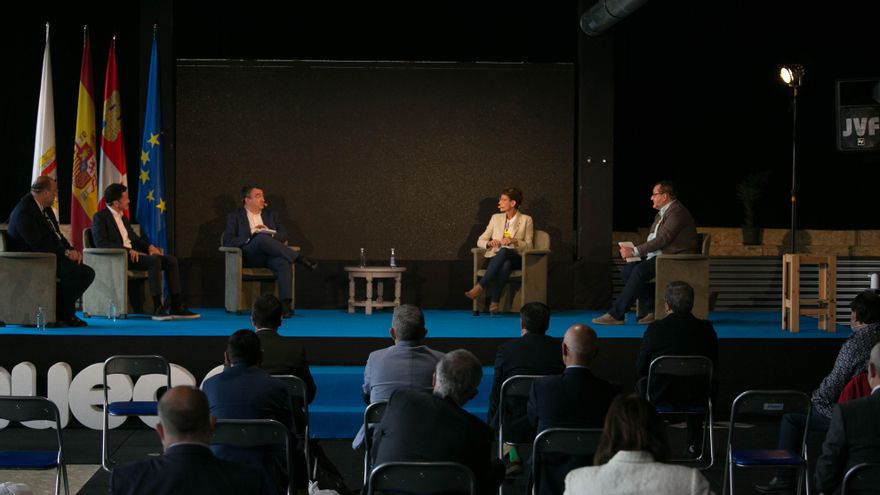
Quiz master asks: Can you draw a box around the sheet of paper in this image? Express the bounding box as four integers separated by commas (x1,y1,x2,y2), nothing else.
618,241,640,263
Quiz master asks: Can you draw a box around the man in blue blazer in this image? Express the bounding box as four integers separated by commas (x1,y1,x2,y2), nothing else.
203,329,295,495
109,386,265,495
92,183,198,320
222,186,317,318
6,177,94,327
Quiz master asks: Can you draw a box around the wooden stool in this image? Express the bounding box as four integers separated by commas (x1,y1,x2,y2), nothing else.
782,254,836,332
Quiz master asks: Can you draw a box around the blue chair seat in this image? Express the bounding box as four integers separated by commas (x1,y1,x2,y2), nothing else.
731,449,805,466
0,450,59,469
108,401,158,416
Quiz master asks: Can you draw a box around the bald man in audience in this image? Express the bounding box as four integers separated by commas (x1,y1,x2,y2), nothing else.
110,386,264,495
528,324,620,495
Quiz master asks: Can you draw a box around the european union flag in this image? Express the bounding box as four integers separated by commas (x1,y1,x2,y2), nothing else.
136,34,167,252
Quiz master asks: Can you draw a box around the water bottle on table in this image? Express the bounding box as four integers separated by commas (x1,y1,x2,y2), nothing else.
35,306,45,331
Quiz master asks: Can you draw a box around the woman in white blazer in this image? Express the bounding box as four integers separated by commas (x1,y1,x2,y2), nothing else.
564,394,715,495
465,187,534,314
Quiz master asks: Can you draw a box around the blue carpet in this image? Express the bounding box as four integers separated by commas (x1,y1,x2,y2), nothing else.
0,308,851,339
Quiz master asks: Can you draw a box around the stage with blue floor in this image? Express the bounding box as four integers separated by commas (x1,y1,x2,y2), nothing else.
1,309,851,438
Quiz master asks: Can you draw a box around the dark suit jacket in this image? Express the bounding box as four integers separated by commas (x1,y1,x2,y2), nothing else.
372,389,502,495
636,311,718,405
814,388,880,495
257,329,317,404
109,443,265,495
488,332,565,442
202,364,295,495
636,200,698,255
222,207,288,248
6,193,72,260
527,367,620,495
91,207,151,252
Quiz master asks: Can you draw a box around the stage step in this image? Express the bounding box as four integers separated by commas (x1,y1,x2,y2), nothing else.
309,366,493,438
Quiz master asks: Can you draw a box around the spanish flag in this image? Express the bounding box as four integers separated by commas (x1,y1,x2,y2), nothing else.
70,27,98,251
98,36,128,217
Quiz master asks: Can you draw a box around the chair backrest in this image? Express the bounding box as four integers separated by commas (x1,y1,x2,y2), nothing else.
363,400,390,478
698,233,711,256
841,462,880,495
498,374,543,449
532,428,602,495
645,355,713,404
273,374,309,422
212,418,290,449
0,395,62,424
726,390,810,453
102,355,172,402
534,230,550,250
368,462,475,495
0,228,7,252
83,227,95,249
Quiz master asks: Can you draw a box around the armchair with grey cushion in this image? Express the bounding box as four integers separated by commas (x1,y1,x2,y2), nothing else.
653,233,711,320
81,227,154,318
471,230,551,315
219,235,299,315
0,228,57,326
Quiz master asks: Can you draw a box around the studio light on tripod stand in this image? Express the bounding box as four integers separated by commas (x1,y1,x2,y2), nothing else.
779,65,804,87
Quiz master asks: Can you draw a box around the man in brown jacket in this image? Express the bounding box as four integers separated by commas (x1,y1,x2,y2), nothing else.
593,180,697,325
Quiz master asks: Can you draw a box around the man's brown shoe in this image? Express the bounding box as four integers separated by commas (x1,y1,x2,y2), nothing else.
637,313,655,324
591,313,624,325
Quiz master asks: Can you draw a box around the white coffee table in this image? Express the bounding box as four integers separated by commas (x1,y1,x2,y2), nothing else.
344,266,407,315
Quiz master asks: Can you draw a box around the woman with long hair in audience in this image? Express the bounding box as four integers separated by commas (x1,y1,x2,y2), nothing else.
564,394,714,495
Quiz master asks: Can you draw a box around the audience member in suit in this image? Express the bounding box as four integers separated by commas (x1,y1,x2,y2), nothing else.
109,386,265,495
593,180,698,325
253,294,317,402
488,302,564,447
564,394,714,495
758,291,880,494
465,187,534,315
202,329,295,495
353,304,444,448
527,324,621,495
636,281,718,457
5,176,94,327
91,183,199,320
372,350,505,495
222,186,317,318
814,342,880,495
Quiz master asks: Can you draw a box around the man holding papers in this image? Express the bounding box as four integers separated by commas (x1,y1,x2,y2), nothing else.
593,181,698,325
222,186,317,318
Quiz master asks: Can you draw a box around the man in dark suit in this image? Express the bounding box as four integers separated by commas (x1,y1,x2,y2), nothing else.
527,323,620,495
109,385,264,495
222,186,317,318
814,342,880,495
203,329,295,495
6,177,94,327
593,180,698,325
488,302,564,447
372,349,505,495
91,183,198,320
636,280,718,457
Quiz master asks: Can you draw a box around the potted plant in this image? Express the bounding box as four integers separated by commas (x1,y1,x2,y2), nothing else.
737,171,770,245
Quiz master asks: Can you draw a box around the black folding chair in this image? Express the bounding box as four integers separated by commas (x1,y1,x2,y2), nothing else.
722,390,810,495
841,462,880,495
368,461,475,495
645,355,714,469
498,374,543,494
531,427,602,495
212,419,293,495
273,374,310,479
102,355,171,471
363,400,389,485
0,396,69,495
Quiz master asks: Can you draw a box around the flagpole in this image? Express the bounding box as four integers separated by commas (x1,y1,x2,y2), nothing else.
83,25,87,47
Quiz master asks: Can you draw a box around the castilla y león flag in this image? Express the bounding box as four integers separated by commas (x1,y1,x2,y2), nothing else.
70,28,98,251
98,36,128,216
32,23,58,218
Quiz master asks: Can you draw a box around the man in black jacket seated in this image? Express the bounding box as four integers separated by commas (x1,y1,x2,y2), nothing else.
6,176,94,327
92,183,198,320
372,349,505,495
109,386,264,495
636,280,718,458
814,342,880,494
